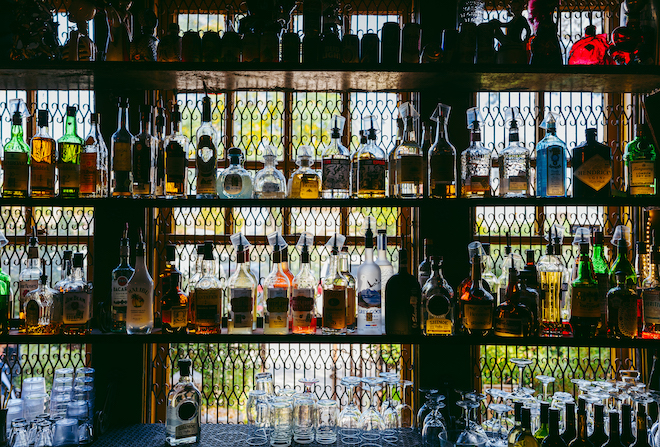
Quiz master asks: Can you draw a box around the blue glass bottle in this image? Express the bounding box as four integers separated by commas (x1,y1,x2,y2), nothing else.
218,147,253,198
536,112,568,197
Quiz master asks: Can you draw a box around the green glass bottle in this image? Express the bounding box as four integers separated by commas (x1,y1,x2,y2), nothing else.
57,106,84,198
592,231,610,336
542,408,567,447
570,243,600,337
2,98,30,198
610,237,637,288
624,124,656,196
534,402,550,443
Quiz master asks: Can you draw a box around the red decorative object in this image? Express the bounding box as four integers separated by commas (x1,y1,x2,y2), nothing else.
568,25,614,65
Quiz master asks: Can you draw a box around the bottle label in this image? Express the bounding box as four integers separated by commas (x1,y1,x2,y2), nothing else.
175,402,199,438
3,152,29,191
113,142,132,171
430,153,455,185
571,286,600,318
545,145,565,196
164,305,188,328
30,161,55,190
79,152,98,192
630,160,655,194
644,290,660,323
351,163,358,194
194,288,220,324
196,136,217,194
617,297,638,338
322,158,350,190
262,182,280,193
462,303,493,329
426,318,452,335
494,317,524,337
58,162,80,189
467,175,490,192
299,174,320,198
133,140,152,184
397,155,423,183
112,277,128,317
574,154,612,192
127,286,152,325
19,280,39,305
292,289,315,328
25,300,39,327
230,288,253,329
358,159,386,192
166,143,187,183
507,175,528,192
323,289,346,329
266,288,289,329
358,288,381,309
224,173,243,194
63,292,91,324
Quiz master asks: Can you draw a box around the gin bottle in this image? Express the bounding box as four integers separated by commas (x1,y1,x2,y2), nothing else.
63,253,92,335
19,228,42,321
111,97,134,197
133,106,155,198
461,107,492,198
160,245,189,334
218,147,253,198
264,233,291,335
642,237,660,338
323,233,347,334
24,268,54,334
166,359,201,446
3,98,30,198
357,116,387,198
192,242,222,334
254,144,286,198
321,115,351,198
339,246,356,332
195,95,218,198
428,103,457,198
292,232,317,334
421,256,454,336
394,102,423,198
288,145,321,198
498,107,530,197
610,225,636,288
624,123,656,196
30,109,57,198
357,218,382,334
111,224,133,333
126,230,154,334
154,106,166,198
536,112,567,198
164,103,189,198
572,128,612,198
227,233,256,334
58,106,84,198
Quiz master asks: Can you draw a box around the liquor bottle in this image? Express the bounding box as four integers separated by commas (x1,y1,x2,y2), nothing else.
80,113,109,197
499,107,530,197
18,228,42,321
570,243,600,338
254,144,286,198
126,230,154,334
482,243,499,292
588,404,607,447
519,270,541,335
321,115,350,198
154,105,166,198
610,227,637,288
381,22,400,64
264,234,291,335
542,408,567,447
459,253,495,335
604,411,625,447
160,245,189,334
227,233,256,335
494,268,534,337
288,145,320,199
195,95,218,198
607,271,639,338
51,250,71,335
357,116,387,198
376,229,393,333
111,225,133,333
534,403,550,442
186,244,204,319
461,107,492,198
165,358,201,446
218,147,253,198
418,238,433,289
561,402,577,445
428,103,457,198
642,239,660,338
164,103,189,198
538,235,563,336
631,404,650,447
357,219,383,334
497,235,525,304
192,242,222,334
509,402,524,447
0,262,9,334
133,105,155,197
389,118,402,198
30,109,56,198
323,234,347,334
401,23,421,63
536,112,568,198
572,128,612,198
351,131,366,198
292,233,317,334
514,408,540,447
621,404,634,447
63,252,92,335
624,123,656,196
111,97,133,197
568,410,594,447
421,256,454,336
635,241,648,291
3,98,30,198
394,102,423,198
339,246,357,332
591,231,610,335
58,106,83,198
385,248,421,335
24,265,54,334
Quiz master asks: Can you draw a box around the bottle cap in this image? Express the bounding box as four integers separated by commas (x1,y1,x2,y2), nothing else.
117,97,129,108
90,113,99,124
296,232,313,263
165,245,176,262
579,242,590,255
612,225,631,248
364,216,376,249
586,128,597,138
296,145,314,164
171,103,181,123
230,232,251,253
572,227,591,245
228,147,244,161
481,242,490,256
540,111,557,131
505,106,520,128
66,106,77,117
267,231,287,263
9,98,29,124
467,241,486,263
431,103,451,124
178,358,192,376
135,229,146,256
262,144,278,161
593,230,604,245
37,110,49,127
359,130,367,144
196,244,204,255
73,252,84,268
362,115,380,140
525,249,535,264
398,102,420,123
330,114,346,139
466,107,482,131
202,242,214,260
325,233,346,254
63,250,73,261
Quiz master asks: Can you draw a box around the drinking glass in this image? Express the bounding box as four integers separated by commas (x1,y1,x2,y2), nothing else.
54,369,74,380
74,367,95,379
10,419,28,447
21,378,46,397
52,418,78,447
269,396,293,447
338,377,361,445
509,358,534,398
536,375,556,401
455,400,489,447
381,375,400,443
34,420,53,447
359,377,385,442
247,390,270,446
488,403,512,447
256,372,274,398
6,399,24,431
277,388,296,398
416,389,440,432
293,393,315,444
315,399,338,445
396,380,414,431
421,397,446,447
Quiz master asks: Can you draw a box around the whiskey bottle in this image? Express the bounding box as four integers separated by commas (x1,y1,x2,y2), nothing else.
624,123,656,196
607,271,639,339
385,249,422,335
52,250,72,335
570,242,600,338
292,232,317,334
63,252,92,335
80,113,109,198
357,116,387,198
420,256,454,336
498,107,530,198
111,224,133,333
642,238,660,339
394,102,423,198
592,231,610,334
538,235,563,336
264,234,291,335
164,103,189,198
195,95,218,198
58,106,83,198
459,253,494,335
428,103,457,198
253,144,286,198
192,242,222,334
227,233,256,334
154,105,166,198
572,128,612,198
610,226,637,288
24,267,54,335
376,229,394,333
461,107,491,198
339,246,356,332
351,131,366,198
493,268,534,337
30,109,56,198
496,234,524,304
321,115,351,198
323,233,347,334
3,98,30,198
218,147,253,199
126,230,154,334
111,97,134,197
160,245,189,334
418,238,433,289
133,105,155,197
288,145,320,199
165,359,201,446
536,112,567,198
18,228,42,321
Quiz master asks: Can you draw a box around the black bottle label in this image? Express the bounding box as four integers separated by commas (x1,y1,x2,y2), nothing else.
322,158,350,190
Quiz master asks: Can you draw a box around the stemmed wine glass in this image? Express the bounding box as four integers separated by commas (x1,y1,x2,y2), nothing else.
298,377,319,400
455,400,489,447
359,377,385,442
421,396,446,447
536,375,556,402
396,380,414,432
488,403,512,447
338,377,362,445
380,374,400,443
416,389,440,432
509,358,535,399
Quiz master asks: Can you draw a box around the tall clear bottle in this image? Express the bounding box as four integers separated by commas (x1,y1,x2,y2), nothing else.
321,115,351,198
30,109,57,198
3,98,30,198
58,106,83,198
80,113,109,197
52,250,72,335
195,95,218,197
499,107,530,197
133,105,155,197
357,218,382,334
18,227,42,321
254,144,286,198
350,131,366,198
164,103,189,198
227,233,257,334
165,359,201,446
292,232,317,334
160,245,189,334
376,229,393,334
428,103,457,198
339,246,356,332
322,234,347,334
192,242,223,334
111,224,133,333
24,266,54,335
63,252,92,335
461,107,492,198
111,97,133,197
394,102,423,198
357,116,387,198
154,105,166,197
126,230,154,334
264,233,291,334
536,112,567,198
643,236,660,338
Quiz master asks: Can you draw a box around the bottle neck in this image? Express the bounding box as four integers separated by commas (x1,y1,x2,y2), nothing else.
365,247,374,263
609,414,620,439
65,114,78,136
170,119,180,135
470,129,481,144
549,413,559,436
577,253,594,281
119,247,130,266
10,122,23,141
118,107,128,132
577,411,588,440
140,116,149,134
339,253,350,273
403,119,417,143
435,118,447,144
328,251,341,277
471,259,483,288
135,253,147,271
592,243,605,260
202,259,216,277
35,124,51,138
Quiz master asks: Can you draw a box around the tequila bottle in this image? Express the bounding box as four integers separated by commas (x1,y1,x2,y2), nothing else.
607,271,638,339
195,95,218,198
264,234,291,334
254,144,286,198
572,128,612,198
459,253,494,335
218,147,253,198
3,98,30,198
166,359,201,446
164,103,189,198
642,240,660,338
394,102,423,198
30,109,56,198
288,145,321,198
570,243,600,338
428,103,457,199
192,242,222,334
357,218,382,334
494,268,534,337
350,131,366,198
126,230,154,334
461,107,492,198
63,252,92,335
160,245,189,334
323,233,348,334
58,106,83,198
624,123,656,196
292,232,317,334
24,268,54,334
133,106,155,197
536,112,567,198
19,228,41,321
339,246,357,332
421,256,454,336
111,97,134,197
321,115,351,198
80,113,109,197
498,107,530,197
357,116,387,198
227,233,256,334
154,106,166,197
111,224,133,333
376,229,393,334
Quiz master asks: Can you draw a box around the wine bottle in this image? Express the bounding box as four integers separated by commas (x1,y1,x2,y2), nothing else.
630,404,650,447
561,402,577,445
385,249,421,335
568,409,594,447
541,408,568,447
621,404,635,447
513,407,540,447
588,404,608,447
535,402,550,442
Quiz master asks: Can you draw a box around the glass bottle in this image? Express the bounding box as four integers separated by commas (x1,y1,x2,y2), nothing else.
288,145,321,199
428,103,457,199
3,98,30,198
567,410,593,447
111,97,134,197
24,269,54,335
321,115,351,198
459,253,494,335
461,107,492,198
538,239,563,336
631,404,650,447
264,239,291,335
356,219,383,334
536,112,568,198
509,402,525,447
642,242,660,339
339,246,356,332
186,244,204,324
499,107,530,197
482,243,499,292
126,230,154,334
602,411,625,447
351,131,366,198
111,224,133,333
52,250,72,335
394,102,423,198
165,359,201,446
218,147,253,198
385,249,422,335
292,233,317,334
160,245,189,334
418,238,433,289
154,106,166,198
376,229,393,333
592,230,610,335
254,144,286,198
62,252,92,335
497,236,525,304
607,271,639,339
388,118,401,199
572,128,612,198
519,270,541,335
80,113,109,197
514,408,540,447
57,106,83,198
192,242,223,334
195,95,218,198
421,256,454,336
570,242,600,338
323,234,347,334
30,109,56,198
227,233,257,335
624,123,656,196
133,105,155,197
494,268,534,337
534,403,550,443
561,402,577,446
635,241,648,291
18,229,41,321
164,103,189,198
610,228,637,288
621,404,634,447
541,408,565,447
588,405,607,447
357,116,387,198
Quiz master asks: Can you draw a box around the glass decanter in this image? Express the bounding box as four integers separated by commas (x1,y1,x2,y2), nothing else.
218,147,253,198
288,145,320,199
253,144,286,198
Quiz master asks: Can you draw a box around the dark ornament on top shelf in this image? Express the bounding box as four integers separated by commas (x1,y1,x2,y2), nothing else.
104,2,132,61
527,0,563,66
158,23,182,62
62,0,97,61
9,0,60,61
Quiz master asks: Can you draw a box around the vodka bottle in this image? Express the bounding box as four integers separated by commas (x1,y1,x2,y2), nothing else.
357,218,382,334
126,230,154,334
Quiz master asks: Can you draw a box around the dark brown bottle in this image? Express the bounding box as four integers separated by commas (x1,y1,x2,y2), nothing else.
542,408,568,447
260,33,279,63
588,404,608,447
401,23,421,63
493,268,534,337
381,22,400,64
604,411,626,447
281,32,301,63
561,402,577,445
621,404,635,447
181,31,202,62
630,404,650,447
221,31,241,62
241,32,259,62
341,34,360,63
201,31,221,62
303,33,322,65
568,409,594,447
360,33,379,63
385,249,421,335
572,128,612,198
